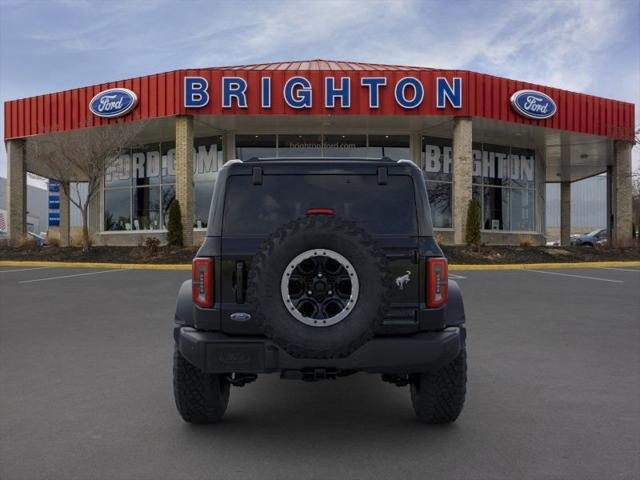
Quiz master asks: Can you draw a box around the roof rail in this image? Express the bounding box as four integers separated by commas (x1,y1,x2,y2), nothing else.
243,156,398,163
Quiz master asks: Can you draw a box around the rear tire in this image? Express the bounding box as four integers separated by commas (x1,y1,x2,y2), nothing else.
410,346,467,424
173,345,230,424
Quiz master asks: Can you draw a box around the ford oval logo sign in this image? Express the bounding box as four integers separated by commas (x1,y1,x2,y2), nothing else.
510,89,556,120
89,88,138,118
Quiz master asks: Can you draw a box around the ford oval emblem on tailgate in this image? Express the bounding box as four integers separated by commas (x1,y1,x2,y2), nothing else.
230,312,252,322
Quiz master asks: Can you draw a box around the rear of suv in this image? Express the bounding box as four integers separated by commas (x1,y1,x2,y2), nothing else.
173,158,467,424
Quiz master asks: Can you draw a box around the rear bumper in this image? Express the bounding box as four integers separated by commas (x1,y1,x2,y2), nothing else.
175,326,464,374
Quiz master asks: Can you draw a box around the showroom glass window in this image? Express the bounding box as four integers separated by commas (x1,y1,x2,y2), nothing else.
104,153,132,231
423,137,537,232
193,136,223,228
472,143,536,232
103,136,223,231
235,134,410,160
422,136,453,228
368,135,410,160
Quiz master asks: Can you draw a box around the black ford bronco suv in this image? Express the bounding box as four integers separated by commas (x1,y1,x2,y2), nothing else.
173,157,466,424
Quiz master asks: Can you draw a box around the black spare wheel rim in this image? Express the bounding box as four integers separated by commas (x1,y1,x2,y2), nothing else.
281,248,359,327
247,215,390,359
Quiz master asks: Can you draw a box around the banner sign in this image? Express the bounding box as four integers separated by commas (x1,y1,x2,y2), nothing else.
48,211,60,227
48,181,61,227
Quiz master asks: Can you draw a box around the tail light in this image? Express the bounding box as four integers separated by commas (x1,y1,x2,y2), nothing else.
192,257,214,308
426,258,448,308
305,208,335,215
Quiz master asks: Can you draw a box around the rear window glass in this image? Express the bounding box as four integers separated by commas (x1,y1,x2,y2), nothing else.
222,174,417,235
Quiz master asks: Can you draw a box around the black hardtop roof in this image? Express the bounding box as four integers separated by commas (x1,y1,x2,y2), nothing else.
206,157,433,236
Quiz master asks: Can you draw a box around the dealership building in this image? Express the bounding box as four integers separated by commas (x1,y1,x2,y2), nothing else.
3,60,636,246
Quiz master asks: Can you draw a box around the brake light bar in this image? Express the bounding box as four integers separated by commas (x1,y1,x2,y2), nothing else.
426,258,448,308
192,257,214,308
305,208,335,215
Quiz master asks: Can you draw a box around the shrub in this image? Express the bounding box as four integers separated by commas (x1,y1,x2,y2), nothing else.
465,199,481,246
167,200,183,247
19,237,39,249
144,236,161,256
48,237,60,247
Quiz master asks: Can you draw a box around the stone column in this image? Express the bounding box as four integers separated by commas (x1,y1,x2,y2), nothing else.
410,133,423,168
560,181,571,246
610,141,633,247
59,182,71,247
6,139,27,245
175,115,194,246
452,117,473,244
222,133,236,162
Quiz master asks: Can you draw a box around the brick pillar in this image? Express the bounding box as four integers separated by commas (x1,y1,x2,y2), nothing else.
175,115,194,246
610,141,633,247
410,133,422,168
560,181,571,246
6,139,27,245
452,117,473,244
59,182,71,247
222,133,236,162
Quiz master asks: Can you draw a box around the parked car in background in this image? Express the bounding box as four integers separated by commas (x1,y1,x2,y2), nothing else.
0,230,48,245
27,231,48,246
571,229,607,247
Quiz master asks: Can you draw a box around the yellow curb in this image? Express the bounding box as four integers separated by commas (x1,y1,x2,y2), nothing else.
1,260,639,271
450,261,640,271
0,260,191,270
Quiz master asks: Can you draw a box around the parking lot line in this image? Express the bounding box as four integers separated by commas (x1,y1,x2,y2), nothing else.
597,267,640,273
449,273,467,279
525,269,624,283
18,269,128,284
0,266,53,273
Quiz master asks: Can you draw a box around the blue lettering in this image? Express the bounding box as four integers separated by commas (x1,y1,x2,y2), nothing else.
360,77,387,108
325,77,351,108
436,77,462,108
394,77,424,109
184,77,209,108
261,77,271,108
283,76,312,109
222,77,248,108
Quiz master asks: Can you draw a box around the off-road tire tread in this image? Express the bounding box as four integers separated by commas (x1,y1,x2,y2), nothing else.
173,345,230,424
410,346,467,424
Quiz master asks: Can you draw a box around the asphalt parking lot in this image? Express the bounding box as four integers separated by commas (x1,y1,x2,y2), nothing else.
1,264,639,480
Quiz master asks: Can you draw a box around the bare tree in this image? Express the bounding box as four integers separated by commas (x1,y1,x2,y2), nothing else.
27,122,143,250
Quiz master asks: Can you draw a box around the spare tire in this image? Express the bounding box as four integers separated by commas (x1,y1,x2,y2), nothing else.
247,215,390,359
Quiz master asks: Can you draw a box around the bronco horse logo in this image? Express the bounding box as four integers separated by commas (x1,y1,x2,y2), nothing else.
395,271,411,290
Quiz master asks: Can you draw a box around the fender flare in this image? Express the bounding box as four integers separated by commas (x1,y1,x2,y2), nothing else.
445,279,465,326
174,280,194,326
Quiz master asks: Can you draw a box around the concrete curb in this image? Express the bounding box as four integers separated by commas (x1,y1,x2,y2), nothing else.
449,261,640,271
1,260,639,271
0,261,191,270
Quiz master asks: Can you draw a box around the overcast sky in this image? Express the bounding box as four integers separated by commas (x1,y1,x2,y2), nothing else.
1,0,638,180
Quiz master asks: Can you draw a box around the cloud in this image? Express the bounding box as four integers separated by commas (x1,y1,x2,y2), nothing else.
1,0,638,177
